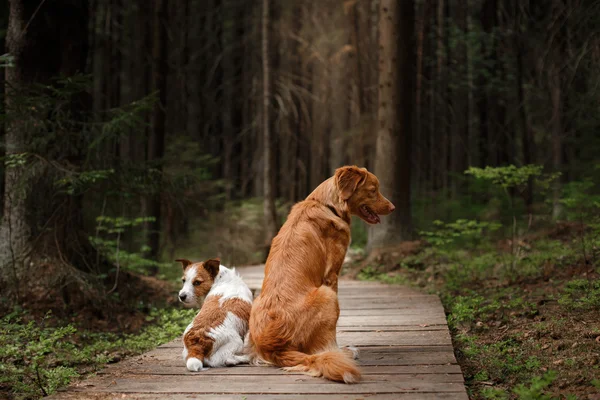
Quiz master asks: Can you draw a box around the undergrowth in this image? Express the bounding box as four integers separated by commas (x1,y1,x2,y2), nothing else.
356,167,600,399
0,307,195,399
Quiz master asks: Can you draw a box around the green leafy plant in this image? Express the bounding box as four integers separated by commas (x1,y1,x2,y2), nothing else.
420,219,501,249
465,165,552,190
465,165,560,279
512,370,557,400
481,387,509,400
55,169,115,195
0,312,80,398
447,294,499,328
0,307,197,399
90,215,167,277
561,179,600,266
557,279,600,310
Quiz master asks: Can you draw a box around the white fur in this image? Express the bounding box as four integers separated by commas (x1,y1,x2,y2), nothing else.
208,266,253,306
204,312,248,367
186,357,203,372
345,346,360,360
181,265,253,371
178,266,200,306
181,322,193,361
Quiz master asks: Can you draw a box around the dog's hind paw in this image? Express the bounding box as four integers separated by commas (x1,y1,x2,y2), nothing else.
186,357,203,372
343,346,360,360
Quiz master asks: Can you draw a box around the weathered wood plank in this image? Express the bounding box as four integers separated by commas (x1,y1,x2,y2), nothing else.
339,308,445,316
68,374,466,394
98,364,463,376
139,345,458,366
337,330,452,346
336,325,448,332
53,392,470,400
158,330,451,348
336,315,449,326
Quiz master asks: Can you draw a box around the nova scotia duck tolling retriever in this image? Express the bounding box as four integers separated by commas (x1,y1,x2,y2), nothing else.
248,166,395,383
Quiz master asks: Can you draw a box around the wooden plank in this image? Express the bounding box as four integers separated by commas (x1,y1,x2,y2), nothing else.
140,345,458,366
159,330,451,348
68,374,466,394
339,297,440,306
98,364,463,376
336,315,449,326
53,392,470,400
336,325,448,332
337,330,452,346
340,308,445,316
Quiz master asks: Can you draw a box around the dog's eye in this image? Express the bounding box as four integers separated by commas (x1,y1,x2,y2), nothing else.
193,280,202,286
182,278,185,283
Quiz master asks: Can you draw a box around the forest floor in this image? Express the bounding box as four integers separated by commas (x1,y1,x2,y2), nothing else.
2,219,599,400
346,222,600,400
0,269,195,400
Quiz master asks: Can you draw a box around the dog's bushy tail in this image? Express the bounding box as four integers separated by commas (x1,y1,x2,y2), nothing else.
273,349,361,384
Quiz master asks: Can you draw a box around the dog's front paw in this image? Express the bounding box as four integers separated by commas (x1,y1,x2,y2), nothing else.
186,357,203,372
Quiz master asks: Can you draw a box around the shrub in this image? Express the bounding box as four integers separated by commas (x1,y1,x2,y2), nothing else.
558,279,600,310
512,370,557,400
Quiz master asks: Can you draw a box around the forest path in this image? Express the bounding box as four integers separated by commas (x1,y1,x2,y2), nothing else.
52,265,468,399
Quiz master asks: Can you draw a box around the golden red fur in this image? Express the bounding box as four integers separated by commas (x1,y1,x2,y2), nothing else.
248,166,395,383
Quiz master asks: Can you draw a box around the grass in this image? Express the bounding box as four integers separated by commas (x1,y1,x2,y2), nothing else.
0,307,196,399
355,222,600,399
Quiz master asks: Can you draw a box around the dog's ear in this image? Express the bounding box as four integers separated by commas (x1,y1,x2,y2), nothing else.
203,258,220,279
175,259,192,270
335,166,367,201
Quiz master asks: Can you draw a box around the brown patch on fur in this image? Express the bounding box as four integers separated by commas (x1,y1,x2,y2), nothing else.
224,298,252,334
249,165,394,383
184,294,251,362
175,258,193,269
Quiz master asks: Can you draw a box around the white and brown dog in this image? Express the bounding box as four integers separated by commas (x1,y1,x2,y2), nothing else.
176,258,253,371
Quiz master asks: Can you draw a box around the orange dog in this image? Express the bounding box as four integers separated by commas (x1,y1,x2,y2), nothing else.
248,166,395,383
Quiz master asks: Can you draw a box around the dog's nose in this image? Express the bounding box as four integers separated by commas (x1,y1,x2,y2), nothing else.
389,203,395,212
179,293,187,302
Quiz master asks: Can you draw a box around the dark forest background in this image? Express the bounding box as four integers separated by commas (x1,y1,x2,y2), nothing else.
2,0,599,280
1,0,600,397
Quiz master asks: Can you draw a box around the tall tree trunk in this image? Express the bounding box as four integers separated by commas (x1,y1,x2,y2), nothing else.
1,0,90,289
515,0,533,211
477,0,498,168
222,0,235,200
550,66,563,220
262,0,278,253
145,0,168,269
368,0,415,250
0,2,6,210
186,0,202,141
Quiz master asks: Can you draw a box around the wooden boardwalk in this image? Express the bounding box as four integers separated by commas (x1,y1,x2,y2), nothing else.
53,265,468,399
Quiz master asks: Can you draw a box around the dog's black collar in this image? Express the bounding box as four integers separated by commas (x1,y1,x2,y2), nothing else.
326,204,342,219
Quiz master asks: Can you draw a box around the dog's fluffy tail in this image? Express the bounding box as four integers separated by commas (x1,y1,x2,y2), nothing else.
273,349,361,383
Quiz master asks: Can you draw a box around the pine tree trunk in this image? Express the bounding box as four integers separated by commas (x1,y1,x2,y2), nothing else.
145,0,168,269
262,0,278,253
1,0,90,288
368,0,414,250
